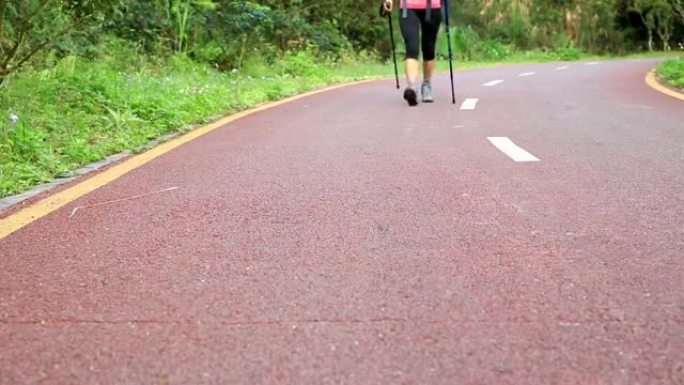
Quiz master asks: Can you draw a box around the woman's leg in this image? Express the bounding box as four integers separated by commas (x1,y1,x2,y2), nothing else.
420,10,443,81
405,59,420,89
423,60,436,82
419,10,443,101
399,9,421,89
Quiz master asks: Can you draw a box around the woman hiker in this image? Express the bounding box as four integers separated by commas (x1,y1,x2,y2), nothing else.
382,0,443,106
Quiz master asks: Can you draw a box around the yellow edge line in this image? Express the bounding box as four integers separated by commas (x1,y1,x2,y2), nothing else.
645,70,684,102
0,79,375,241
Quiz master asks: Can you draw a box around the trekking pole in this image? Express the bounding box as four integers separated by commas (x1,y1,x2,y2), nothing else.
381,2,400,89
443,0,456,104
388,13,400,89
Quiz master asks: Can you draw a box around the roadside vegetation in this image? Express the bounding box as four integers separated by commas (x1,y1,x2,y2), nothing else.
1,0,683,198
658,58,684,89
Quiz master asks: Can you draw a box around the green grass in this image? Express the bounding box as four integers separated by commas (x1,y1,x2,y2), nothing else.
657,58,684,89
621,51,682,60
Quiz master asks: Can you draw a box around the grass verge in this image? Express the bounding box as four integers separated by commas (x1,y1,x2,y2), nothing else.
657,58,684,90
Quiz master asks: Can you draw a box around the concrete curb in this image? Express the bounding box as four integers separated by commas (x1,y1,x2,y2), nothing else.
645,69,684,102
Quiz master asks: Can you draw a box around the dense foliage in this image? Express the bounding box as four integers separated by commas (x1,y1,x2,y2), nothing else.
1,0,683,83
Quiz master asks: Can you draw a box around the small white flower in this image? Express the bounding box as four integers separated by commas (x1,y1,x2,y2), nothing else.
231,68,239,74
9,113,18,123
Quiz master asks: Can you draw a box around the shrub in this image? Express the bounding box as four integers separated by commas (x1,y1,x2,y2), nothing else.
658,59,684,88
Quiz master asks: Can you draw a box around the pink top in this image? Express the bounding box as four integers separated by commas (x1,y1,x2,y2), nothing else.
401,0,441,9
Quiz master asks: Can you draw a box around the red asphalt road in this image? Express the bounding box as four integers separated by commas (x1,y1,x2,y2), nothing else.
1,59,683,384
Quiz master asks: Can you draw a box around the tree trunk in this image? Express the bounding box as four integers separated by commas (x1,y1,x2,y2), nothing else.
647,30,653,51
659,31,671,51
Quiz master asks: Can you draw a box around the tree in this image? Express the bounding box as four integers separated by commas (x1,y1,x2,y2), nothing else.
673,0,684,26
631,0,675,50
0,0,113,85
652,0,674,50
632,0,658,50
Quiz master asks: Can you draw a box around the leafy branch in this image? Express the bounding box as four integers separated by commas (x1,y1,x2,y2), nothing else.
0,0,100,85
673,0,684,26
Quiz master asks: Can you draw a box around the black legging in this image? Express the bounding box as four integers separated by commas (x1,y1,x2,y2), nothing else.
399,9,443,61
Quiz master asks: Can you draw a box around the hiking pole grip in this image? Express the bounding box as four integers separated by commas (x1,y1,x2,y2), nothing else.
443,0,456,104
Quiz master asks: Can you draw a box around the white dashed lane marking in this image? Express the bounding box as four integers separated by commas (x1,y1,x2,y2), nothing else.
487,137,540,162
518,72,535,77
556,66,570,71
483,80,504,87
460,98,479,110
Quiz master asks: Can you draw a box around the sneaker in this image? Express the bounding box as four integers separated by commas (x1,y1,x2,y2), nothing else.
421,82,433,103
403,87,418,107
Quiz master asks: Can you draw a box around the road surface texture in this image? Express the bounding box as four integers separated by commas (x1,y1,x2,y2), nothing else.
1,59,683,384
